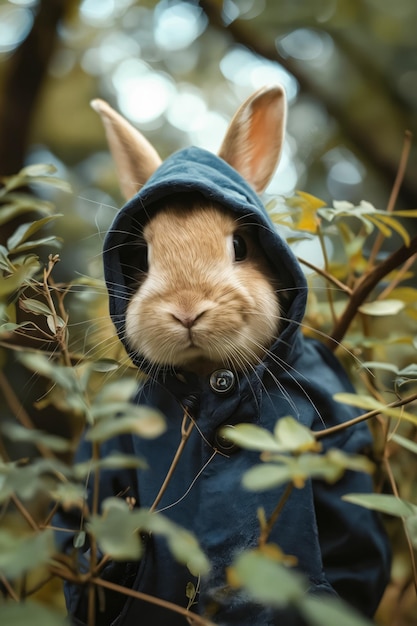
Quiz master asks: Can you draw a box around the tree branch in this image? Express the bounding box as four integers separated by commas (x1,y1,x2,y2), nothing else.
0,0,68,175
328,233,417,348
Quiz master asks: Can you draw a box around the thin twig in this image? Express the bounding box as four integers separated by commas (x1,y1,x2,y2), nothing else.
87,440,101,626
314,392,417,440
91,577,216,626
10,494,39,531
0,575,19,601
258,483,293,547
150,409,195,513
383,455,417,594
317,227,337,323
0,370,54,459
368,130,413,267
377,253,417,301
297,257,352,295
43,255,72,367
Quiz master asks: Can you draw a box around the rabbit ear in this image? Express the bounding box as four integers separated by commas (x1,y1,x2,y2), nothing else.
91,99,162,200
218,85,286,194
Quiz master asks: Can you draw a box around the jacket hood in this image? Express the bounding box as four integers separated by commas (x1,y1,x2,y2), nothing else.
103,146,308,368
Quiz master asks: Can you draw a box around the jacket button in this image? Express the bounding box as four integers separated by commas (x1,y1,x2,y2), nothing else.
209,369,235,394
214,426,239,454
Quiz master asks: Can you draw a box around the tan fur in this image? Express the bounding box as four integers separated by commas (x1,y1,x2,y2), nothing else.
93,85,287,373
125,199,280,373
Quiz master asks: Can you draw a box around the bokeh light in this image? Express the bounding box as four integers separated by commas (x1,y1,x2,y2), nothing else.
0,4,33,54
154,1,208,51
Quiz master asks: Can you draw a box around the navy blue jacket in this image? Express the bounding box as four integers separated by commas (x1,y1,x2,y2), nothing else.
60,147,390,625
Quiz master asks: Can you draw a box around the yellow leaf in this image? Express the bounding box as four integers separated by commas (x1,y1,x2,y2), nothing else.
288,191,326,234
390,287,417,305
295,191,327,210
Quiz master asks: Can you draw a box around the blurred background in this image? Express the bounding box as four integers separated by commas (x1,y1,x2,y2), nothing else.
1,2,417,623
0,0,416,281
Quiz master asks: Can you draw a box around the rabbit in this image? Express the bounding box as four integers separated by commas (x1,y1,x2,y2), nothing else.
56,85,390,626
124,195,282,376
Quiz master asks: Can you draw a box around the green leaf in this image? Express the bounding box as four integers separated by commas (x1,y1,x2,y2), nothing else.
91,359,120,372
360,361,399,374
1,423,73,453
0,322,31,335
0,529,55,579
0,199,54,226
20,298,53,316
51,482,87,508
1,163,71,194
46,314,66,333
143,512,210,576
20,163,58,177
0,601,69,626
406,513,417,549
342,493,417,518
334,393,417,426
243,462,294,490
12,235,62,253
73,453,147,480
391,433,417,455
358,299,405,316
273,417,321,453
228,547,306,607
7,215,62,252
89,498,209,574
0,259,40,297
324,449,374,475
18,352,82,393
88,499,144,560
86,406,166,442
243,450,373,491
93,378,143,404
221,418,320,455
0,457,69,503
300,594,373,626
398,363,417,378
220,423,282,452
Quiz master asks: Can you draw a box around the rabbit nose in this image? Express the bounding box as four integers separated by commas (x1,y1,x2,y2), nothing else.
172,311,203,329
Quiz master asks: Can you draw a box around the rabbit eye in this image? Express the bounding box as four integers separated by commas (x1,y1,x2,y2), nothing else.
233,234,247,261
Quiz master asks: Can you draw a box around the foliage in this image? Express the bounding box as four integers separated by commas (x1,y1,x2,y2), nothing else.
1,156,417,626
0,2,416,624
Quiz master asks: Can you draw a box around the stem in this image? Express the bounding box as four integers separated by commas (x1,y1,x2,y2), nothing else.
150,409,195,513
91,577,216,626
43,255,71,367
87,440,101,626
314,392,417,440
317,227,337,323
258,483,293,547
11,494,39,531
368,130,413,268
297,257,352,295
383,455,417,594
0,370,54,459
377,253,417,301
0,575,19,601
